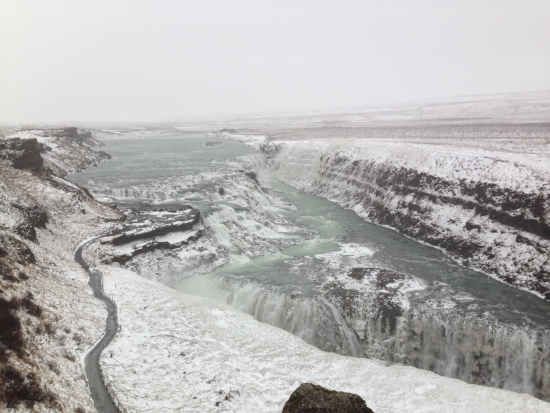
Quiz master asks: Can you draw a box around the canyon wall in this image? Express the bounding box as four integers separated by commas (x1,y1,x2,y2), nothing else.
270,139,550,300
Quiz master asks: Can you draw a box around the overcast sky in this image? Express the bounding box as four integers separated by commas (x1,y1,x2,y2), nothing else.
1,1,549,123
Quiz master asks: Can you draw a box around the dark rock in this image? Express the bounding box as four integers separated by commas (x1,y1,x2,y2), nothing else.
98,150,112,160
56,127,83,145
282,383,374,413
109,209,200,246
0,233,36,265
219,188,225,195
465,220,482,231
0,138,43,171
11,204,48,242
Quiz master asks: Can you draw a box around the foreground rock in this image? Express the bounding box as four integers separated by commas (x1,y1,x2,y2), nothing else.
282,383,374,413
0,137,43,170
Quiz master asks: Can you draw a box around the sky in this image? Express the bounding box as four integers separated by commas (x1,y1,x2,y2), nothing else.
1,0,549,123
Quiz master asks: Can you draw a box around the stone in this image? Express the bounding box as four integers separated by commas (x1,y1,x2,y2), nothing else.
282,383,374,413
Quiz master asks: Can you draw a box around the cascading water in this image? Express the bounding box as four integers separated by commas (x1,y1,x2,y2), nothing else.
333,293,550,399
68,133,550,401
178,274,365,358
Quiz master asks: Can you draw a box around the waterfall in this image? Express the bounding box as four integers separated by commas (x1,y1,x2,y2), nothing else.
345,303,550,400
94,142,550,400
177,274,365,358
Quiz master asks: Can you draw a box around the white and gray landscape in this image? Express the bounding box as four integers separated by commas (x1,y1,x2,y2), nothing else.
1,2,550,413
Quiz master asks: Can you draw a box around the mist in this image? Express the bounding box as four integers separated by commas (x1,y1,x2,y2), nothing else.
1,0,549,123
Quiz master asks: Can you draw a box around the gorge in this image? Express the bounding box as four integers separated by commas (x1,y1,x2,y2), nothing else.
2,96,550,412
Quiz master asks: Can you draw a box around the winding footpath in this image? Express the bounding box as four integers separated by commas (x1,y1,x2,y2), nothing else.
75,240,120,413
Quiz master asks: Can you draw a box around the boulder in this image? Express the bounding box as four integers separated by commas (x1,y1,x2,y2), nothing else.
282,383,374,413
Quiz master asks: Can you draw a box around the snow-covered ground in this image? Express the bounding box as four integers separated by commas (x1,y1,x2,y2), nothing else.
99,264,550,413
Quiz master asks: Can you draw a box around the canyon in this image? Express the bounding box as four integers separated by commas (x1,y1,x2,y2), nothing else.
1,94,550,412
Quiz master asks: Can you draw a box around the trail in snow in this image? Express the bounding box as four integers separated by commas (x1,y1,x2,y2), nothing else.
75,241,120,413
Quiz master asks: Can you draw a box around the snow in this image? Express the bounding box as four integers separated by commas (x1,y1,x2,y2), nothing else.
99,265,550,413
218,133,268,150
315,243,375,269
155,230,200,244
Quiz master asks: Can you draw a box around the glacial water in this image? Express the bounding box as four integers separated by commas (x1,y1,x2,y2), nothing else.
70,134,255,190
69,132,550,399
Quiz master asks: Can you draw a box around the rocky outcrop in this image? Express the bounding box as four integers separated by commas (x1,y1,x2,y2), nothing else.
109,211,200,246
3,128,112,177
282,383,374,413
99,206,202,265
0,138,43,171
12,203,48,242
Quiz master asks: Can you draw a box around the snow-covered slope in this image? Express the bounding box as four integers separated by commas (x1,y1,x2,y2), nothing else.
98,265,550,413
0,130,121,411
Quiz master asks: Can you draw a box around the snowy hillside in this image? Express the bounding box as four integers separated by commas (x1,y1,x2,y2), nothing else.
0,129,121,411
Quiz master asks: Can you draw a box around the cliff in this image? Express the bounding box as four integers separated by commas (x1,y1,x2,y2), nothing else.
5,128,111,177
268,136,550,301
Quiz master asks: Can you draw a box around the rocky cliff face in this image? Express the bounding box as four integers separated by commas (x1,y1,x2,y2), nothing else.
5,128,111,177
271,139,550,301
